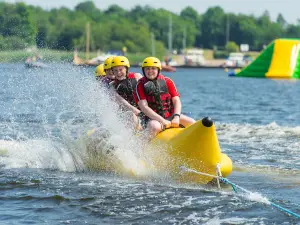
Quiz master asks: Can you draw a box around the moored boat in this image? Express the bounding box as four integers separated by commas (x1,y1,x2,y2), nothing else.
161,64,176,72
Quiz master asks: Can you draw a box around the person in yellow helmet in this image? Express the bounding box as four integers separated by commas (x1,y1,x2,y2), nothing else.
110,56,144,129
101,56,115,87
94,64,106,81
134,56,195,137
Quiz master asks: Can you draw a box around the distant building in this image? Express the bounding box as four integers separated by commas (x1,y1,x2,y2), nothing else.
184,48,205,66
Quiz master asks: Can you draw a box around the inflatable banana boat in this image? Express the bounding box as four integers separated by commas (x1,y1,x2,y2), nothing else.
86,117,232,184
147,117,232,184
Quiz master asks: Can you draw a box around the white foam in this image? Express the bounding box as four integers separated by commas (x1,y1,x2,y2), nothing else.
0,139,82,171
217,121,300,140
0,64,161,178
216,121,300,171
244,192,270,205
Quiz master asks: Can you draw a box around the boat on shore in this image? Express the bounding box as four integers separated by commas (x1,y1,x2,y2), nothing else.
73,50,104,66
161,64,176,72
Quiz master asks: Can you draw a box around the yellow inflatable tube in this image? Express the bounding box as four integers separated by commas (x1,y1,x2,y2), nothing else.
86,117,232,184
150,117,232,184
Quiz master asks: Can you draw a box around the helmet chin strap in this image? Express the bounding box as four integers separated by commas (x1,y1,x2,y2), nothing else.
126,68,130,79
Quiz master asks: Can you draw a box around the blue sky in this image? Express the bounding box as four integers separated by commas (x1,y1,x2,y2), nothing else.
6,0,300,24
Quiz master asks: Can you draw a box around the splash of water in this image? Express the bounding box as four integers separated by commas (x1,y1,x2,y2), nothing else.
244,191,270,204
0,63,162,177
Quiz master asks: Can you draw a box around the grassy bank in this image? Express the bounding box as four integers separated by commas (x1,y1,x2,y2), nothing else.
0,49,260,64
0,49,73,63
0,49,162,64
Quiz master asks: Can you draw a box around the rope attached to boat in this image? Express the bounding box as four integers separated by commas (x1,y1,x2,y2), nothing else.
179,166,300,219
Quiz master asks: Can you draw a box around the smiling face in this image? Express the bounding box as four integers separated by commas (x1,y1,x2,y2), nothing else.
144,66,159,80
112,66,127,80
105,69,115,80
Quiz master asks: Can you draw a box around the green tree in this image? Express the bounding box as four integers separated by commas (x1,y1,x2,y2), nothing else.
0,2,36,47
276,13,286,28
199,7,226,48
180,7,199,22
1,1,299,53
284,24,300,38
225,41,239,52
229,14,259,49
75,1,102,21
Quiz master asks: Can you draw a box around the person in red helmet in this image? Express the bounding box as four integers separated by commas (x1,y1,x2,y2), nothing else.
134,57,195,138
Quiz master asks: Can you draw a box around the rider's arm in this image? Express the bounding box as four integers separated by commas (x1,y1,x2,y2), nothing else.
171,96,182,115
137,99,165,123
115,94,140,115
135,73,143,80
166,77,181,116
109,86,140,115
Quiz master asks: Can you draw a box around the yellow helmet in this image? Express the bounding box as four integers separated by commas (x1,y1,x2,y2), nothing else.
95,64,106,77
111,56,130,68
104,56,114,70
142,57,162,70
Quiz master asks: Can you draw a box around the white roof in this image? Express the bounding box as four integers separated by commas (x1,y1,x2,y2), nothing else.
229,52,244,57
186,49,204,54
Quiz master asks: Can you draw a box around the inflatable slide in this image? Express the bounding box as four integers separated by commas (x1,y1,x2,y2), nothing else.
229,38,300,79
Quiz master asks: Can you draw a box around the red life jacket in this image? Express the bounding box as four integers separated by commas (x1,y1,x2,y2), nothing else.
114,72,138,107
142,75,173,119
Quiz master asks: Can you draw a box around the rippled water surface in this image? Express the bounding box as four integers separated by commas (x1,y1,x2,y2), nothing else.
0,63,299,224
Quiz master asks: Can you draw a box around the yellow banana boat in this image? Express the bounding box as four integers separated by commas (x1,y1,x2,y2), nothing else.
149,117,232,184
86,117,232,184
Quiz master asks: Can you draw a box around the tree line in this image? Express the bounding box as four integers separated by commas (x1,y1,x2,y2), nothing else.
1,1,300,55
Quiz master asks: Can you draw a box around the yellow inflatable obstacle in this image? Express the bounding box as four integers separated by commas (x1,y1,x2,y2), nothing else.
232,38,300,79
150,117,232,184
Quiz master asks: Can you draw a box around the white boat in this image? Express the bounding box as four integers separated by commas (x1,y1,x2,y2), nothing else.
225,52,246,67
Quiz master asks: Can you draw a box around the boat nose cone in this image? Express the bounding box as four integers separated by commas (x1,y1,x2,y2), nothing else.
202,117,213,127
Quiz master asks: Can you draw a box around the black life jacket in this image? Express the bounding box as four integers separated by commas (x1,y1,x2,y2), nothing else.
114,72,137,107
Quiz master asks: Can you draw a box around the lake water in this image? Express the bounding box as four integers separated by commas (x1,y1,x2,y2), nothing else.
0,63,299,224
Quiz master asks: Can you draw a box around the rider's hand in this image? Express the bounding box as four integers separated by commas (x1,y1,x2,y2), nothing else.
162,120,171,129
135,109,141,116
171,116,180,128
